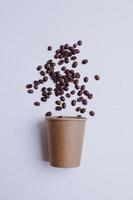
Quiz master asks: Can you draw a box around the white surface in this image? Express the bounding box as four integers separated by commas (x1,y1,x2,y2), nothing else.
0,0,133,199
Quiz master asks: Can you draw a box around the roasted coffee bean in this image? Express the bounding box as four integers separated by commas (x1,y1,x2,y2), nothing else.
77,97,83,102
61,66,66,71
34,102,40,106
75,72,80,78
84,90,89,96
47,59,53,64
65,93,71,98
26,84,32,89
60,96,65,101
55,100,61,105
60,45,64,49
41,87,46,92
77,115,82,118
47,87,52,91
75,85,80,90
58,60,64,65
75,49,80,54
84,77,88,82
71,56,77,60
45,111,52,116
48,91,52,95
51,62,56,67
82,99,87,105
73,43,77,48
62,102,66,109
88,93,93,99
34,80,39,85
64,44,69,49
65,58,69,64
54,54,58,59
77,40,82,46
27,89,33,94
74,79,79,85
71,100,76,106
81,85,85,90
81,108,86,113
82,59,88,64
56,106,62,111
39,79,44,84
71,90,75,95
89,111,95,116
40,70,45,76
76,107,81,112
43,76,48,82
41,97,47,102
57,115,63,118
63,86,68,91
42,91,47,96
72,61,78,68
77,90,83,96
48,46,52,51
36,65,42,71
34,85,38,89
95,75,100,80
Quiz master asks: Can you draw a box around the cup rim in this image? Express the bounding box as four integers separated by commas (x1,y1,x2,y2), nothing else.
45,116,87,121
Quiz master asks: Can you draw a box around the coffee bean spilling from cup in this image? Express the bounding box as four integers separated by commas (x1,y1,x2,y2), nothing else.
26,40,100,117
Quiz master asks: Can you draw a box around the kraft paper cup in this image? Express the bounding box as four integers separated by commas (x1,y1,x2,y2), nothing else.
46,116,87,168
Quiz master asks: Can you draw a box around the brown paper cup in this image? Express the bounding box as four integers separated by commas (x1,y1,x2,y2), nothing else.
46,116,87,168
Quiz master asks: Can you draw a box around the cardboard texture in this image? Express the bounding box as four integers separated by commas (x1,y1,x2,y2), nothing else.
46,117,86,168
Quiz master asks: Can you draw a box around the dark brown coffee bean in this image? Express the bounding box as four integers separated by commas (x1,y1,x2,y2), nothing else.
26,84,32,89
34,80,39,85
77,90,83,96
75,85,80,90
77,40,82,46
76,107,81,112
71,90,75,95
74,79,79,85
48,91,52,95
41,97,47,102
58,60,64,65
84,77,88,82
95,75,100,80
88,93,93,99
34,85,38,89
57,115,63,118
75,49,80,54
71,100,76,106
64,44,69,49
45,111,52,116
73,43,77,48
40,70,45,76
89,111,95,116
72,61,78,68
27,89,33,94
42,91,47,96
60,96,65,101
41,87,46,92
54,54,58,59
65,58,69,64
48,46,52,51
65,93,71,98
63,86,69,91
75,72,80,78
51,62,56,67
60,45,64,49
43,76,48,82
62,102,66,109
47,87,52,91
55,100,61,105
61,66,66,71
84,90,89,96
82,59,88,64
39,79,44,84
81,108,86,113
82,99,88,105
81,85,85,90
55,106,62,111
36,65,42,71
77,115,82,118
77,97,83,102
34,102,40,106
71,56,77,60
47,59,53,64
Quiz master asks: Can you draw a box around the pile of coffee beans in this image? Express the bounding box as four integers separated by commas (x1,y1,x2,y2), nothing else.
26,40,100,117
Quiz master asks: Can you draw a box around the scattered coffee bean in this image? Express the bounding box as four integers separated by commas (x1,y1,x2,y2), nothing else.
36,65,42,71
58,60,64,65
75,85,80,90
41,87,46,92
77,40,82,46
34,80,39,85
40,71,45,76
71,56,77,60
61,66,66,71
45,111,52,116
71,100,76,106
74,79,79,85
26,84,32,89
76,107,81,112
75,49,80,54
82,59,88,64
89,111,95,116
71,90,75,95
48,91,52,95
81,108,86,113
84,77,88,82
64,44,69,49
88,93,93,99
48,46,52,51
55,100,61,105
73,43,77,48
77,90,83,96
62,102,66,109
39,79,44,84
65,58,69,64
43,76,48,82
41,97,47,102
34,102,40,106
72,61,78,68
65,93,71,98
56,106,62,111
60,96,65,101
34,85,38,89
57,115,63,118
81,85,85,90
47,87,52,91
77,115,82,118
75,72,80,78
27,89,33,94
84,90,89,96
95,75,100,80
77,97,83,102
82,99,87,105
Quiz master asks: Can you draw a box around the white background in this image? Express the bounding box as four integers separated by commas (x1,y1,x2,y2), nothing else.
0,0,133,199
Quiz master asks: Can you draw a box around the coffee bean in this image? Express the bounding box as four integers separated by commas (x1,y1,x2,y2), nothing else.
95,75,100,80
77,97,83,102
75,49,80,54
77,90,83,96
71,90,75,95
84,77,88,82
40,70,45,76
81,108,86,113
81,85,85,90
48,91,52,95
34,102,40,106
62,102,66,109
64,44,69,49
71,56,77,60
27,89,33,94
77,40,82,46
58,60,64,65
41,87,46,92
57,115,63,118
88,93,93,99
26,84,32,89
43,76,48,82
60,96,65,101
82,59,88,64
76,107,81,112
84,90,89,96
47,59,53,64
51,62,56,67
34,80,39,85
56,106,62,111
71,100,76,106
34,85,38,89
55,100,61,105
41,97,47,102
82,99,87,105
47,87,52,91
75,72,80,78
54,54,58,59
65,93,71,98
74,79,79,85
89,111,95,116
46,111,52,116
48,46,52,51
73,43,77,48
61,66,66,71
42,91,47,96
60,45,64,50
72,61,78,68
39,79,44,84
36,65,42,71
77,115,82,118
75,85,80,90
